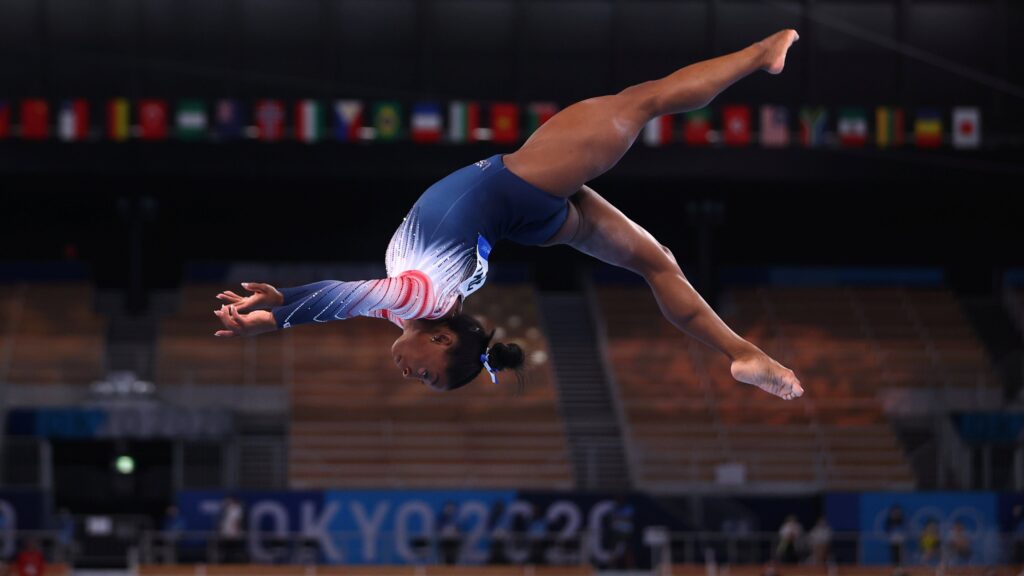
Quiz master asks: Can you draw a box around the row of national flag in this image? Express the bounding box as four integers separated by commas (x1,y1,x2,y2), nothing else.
0,98,558,145
0,98,982,149
644,105,982,150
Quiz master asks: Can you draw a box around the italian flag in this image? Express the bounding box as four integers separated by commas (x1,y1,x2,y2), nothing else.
58,99,89,142
295,99,324,143
448,101,480,143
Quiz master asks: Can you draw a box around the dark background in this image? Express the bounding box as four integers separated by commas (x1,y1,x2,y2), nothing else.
1,0,1022,294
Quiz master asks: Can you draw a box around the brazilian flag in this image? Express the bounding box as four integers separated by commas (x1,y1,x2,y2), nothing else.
373,101,403,141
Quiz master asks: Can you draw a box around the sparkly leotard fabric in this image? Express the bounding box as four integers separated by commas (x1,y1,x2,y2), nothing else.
271,154,568,330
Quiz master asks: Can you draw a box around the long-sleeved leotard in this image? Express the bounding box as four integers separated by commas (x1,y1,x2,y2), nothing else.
269,154,569,331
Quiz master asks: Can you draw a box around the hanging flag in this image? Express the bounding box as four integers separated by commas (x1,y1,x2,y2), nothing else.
914,109,942,148
837,108,868,148
372,101,403,141
107,98,131,141
0,101,9,139
683,109,712,146
410,101,442,144
722,105,751,147
332,100,363,142
526,102,558,136
952,106,981,150
20,99,49,140
138,100,169,140
875,107,905,148
255,99,285,141
490,102,520,144
799,107,828,147
294,99,323,143
175,100,207,141
759,105,790,148
448,101,479,143
214,99,245,140
58,99,89,142
642,115,673,146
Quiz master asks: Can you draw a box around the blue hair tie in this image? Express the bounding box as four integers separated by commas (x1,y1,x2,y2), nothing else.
480,349,498,384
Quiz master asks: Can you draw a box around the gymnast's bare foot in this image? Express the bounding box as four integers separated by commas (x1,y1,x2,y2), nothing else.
758,29,800,75
731,350,805,400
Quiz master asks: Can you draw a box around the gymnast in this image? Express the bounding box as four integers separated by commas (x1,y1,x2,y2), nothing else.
213,29,805,399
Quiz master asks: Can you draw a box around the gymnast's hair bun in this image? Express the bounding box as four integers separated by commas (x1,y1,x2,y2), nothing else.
487,342,525,371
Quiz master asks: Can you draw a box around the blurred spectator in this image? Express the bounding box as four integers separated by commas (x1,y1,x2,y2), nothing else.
13,539,45,576
776,515,803,564
1012,505,1024,564
161,504,185,563
808,517,832,565
486,501,509,565
947,521,971,565
53,508,75,563
527,513,548,565
217,497,245,563
609,495,636,569
437,501,461,565
919,519,940,565
885,505,906,566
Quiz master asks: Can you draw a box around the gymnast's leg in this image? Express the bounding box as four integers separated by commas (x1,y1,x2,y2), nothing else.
503,29,799,196
545,185,803,400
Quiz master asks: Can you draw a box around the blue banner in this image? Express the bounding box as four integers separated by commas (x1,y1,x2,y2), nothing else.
856,492,999,565
177,490,662,567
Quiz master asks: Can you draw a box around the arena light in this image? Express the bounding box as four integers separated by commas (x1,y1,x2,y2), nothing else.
114,455,135,475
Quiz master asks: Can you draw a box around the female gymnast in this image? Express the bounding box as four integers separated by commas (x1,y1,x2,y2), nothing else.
213,29,805,400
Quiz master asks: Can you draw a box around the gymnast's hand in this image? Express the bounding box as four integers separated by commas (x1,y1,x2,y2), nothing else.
213,304,277,337
215,282,284,312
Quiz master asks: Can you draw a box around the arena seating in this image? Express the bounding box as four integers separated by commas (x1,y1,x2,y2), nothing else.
0,281,106,385
597,282,994,491
137,566,594,576
288,284,572,490
156,283,288,386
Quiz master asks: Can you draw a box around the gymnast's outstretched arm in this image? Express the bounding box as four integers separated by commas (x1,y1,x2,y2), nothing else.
213,276,423,337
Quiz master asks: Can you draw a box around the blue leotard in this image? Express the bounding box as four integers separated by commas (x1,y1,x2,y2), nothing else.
271,154,568,329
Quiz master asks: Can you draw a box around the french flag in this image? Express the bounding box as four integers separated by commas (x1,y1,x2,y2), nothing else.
58,99,89,142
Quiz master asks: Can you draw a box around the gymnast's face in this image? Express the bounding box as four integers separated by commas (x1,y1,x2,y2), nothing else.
391,323,456,390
